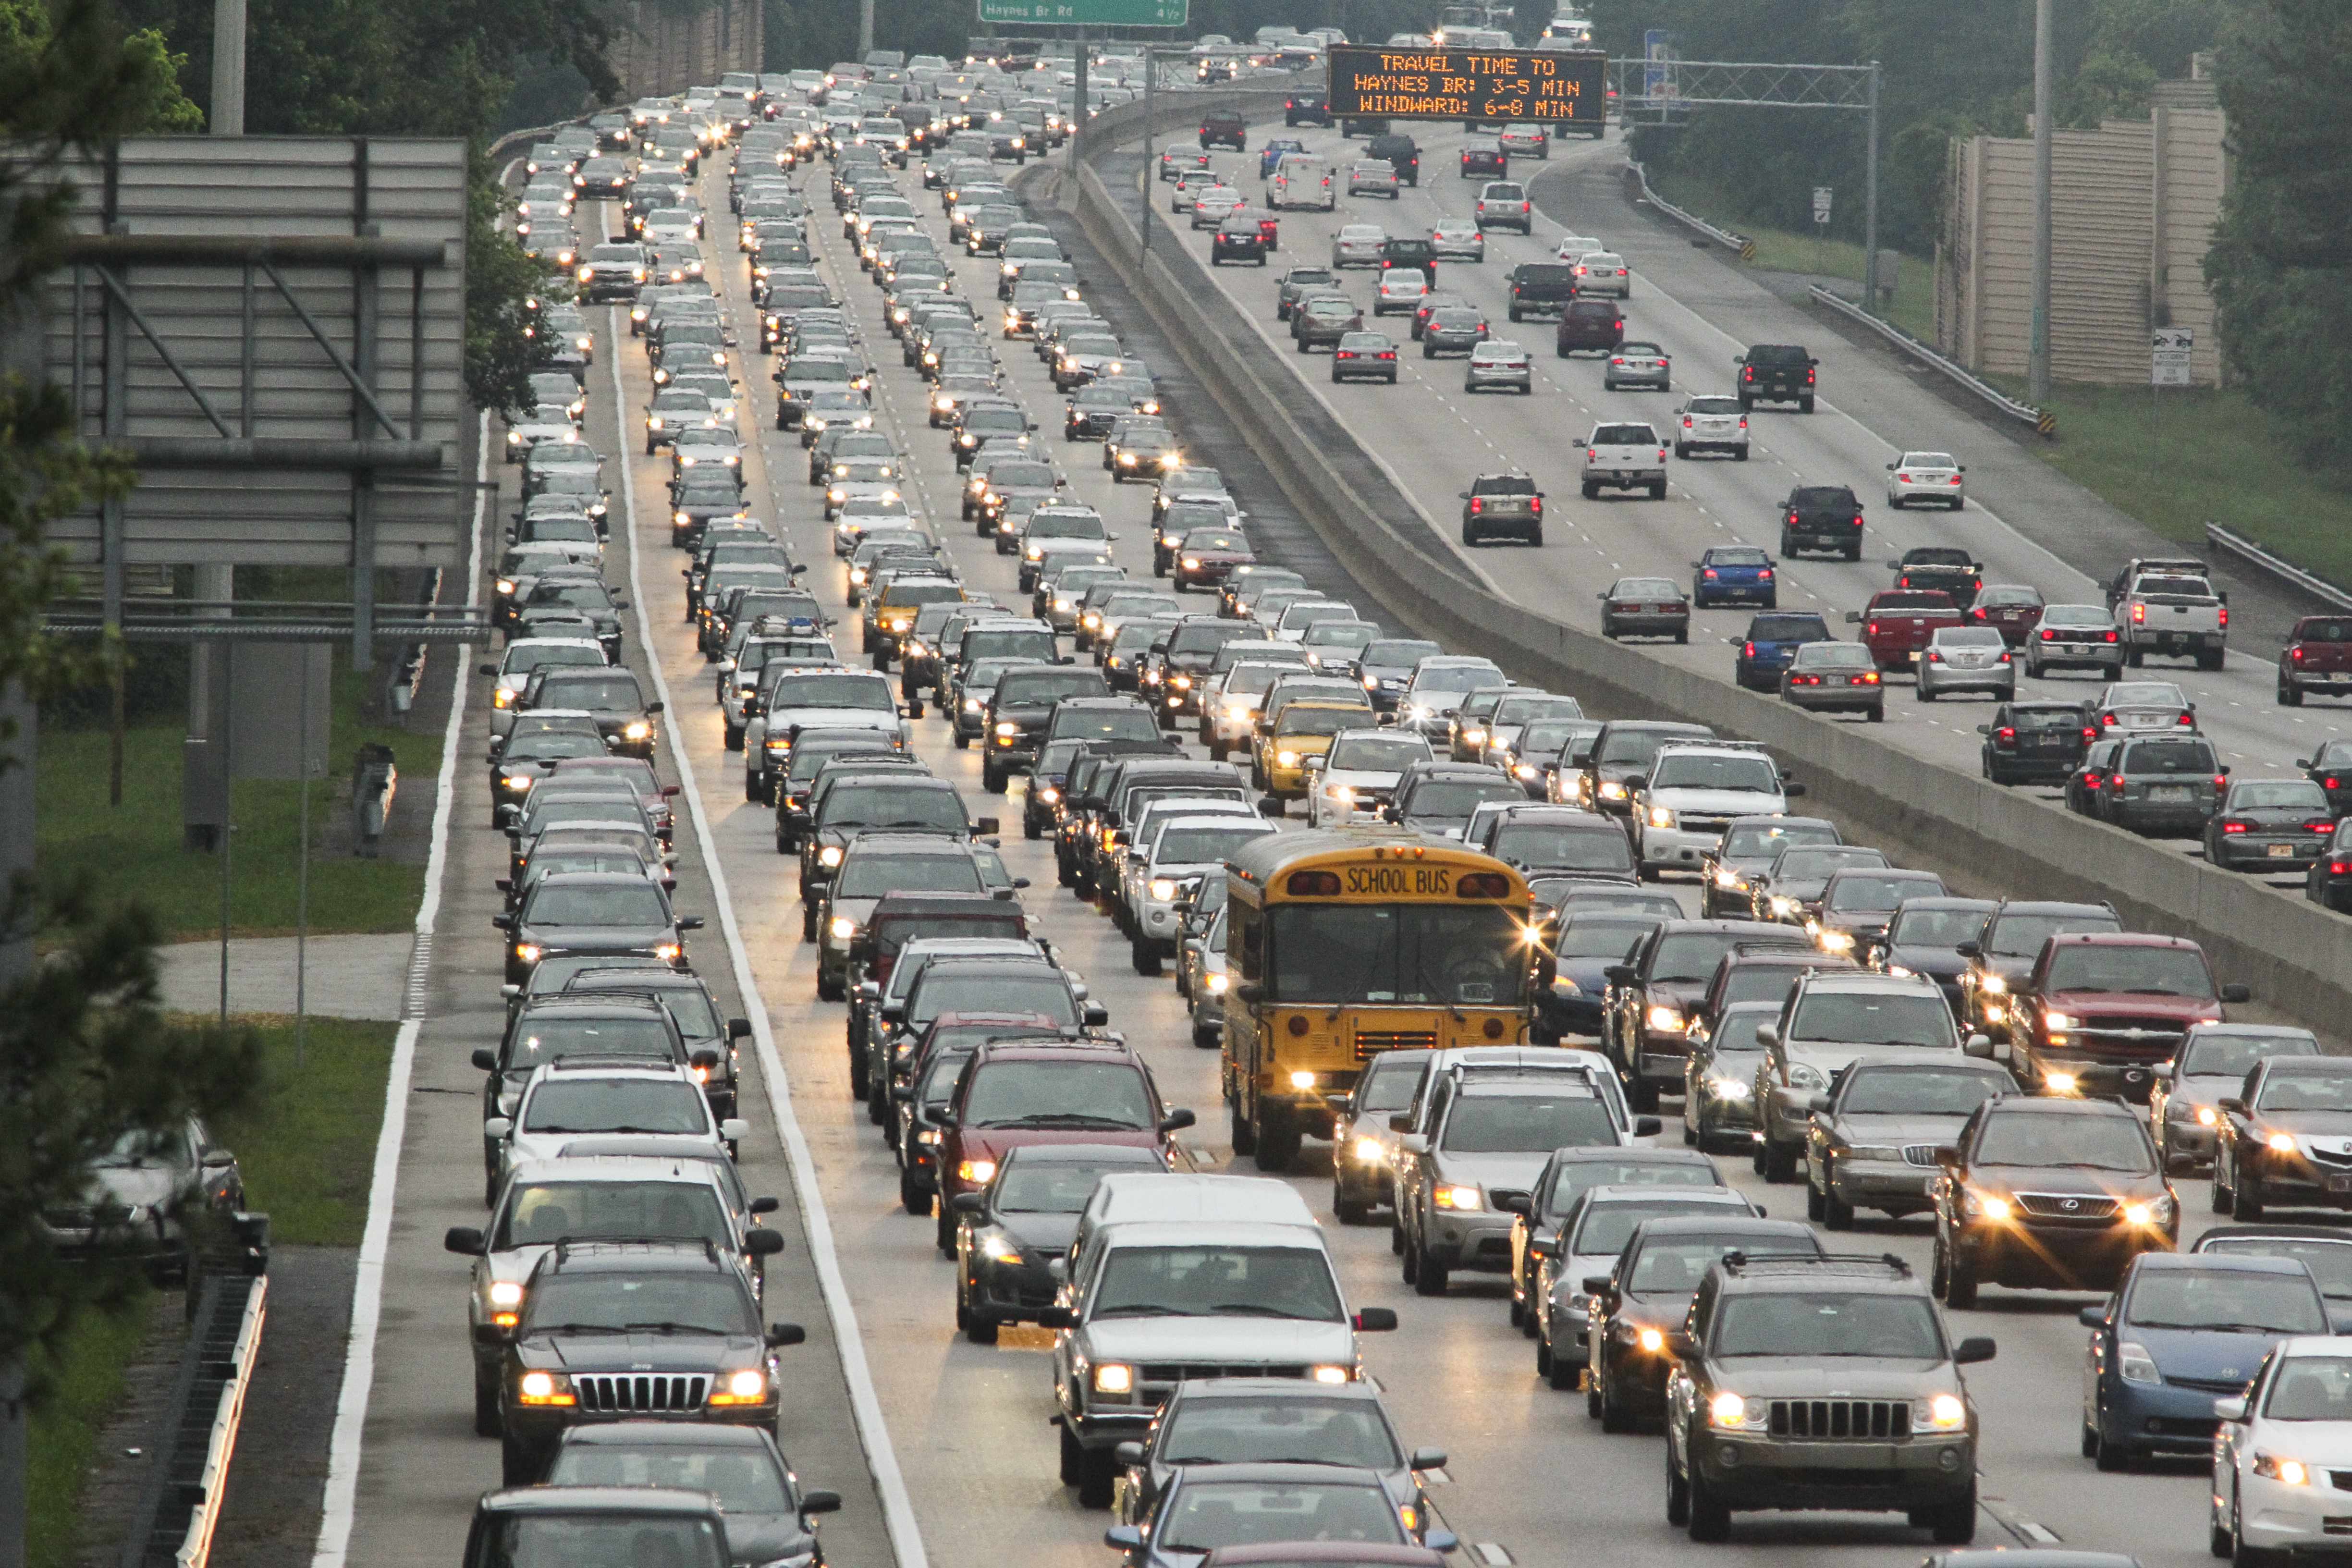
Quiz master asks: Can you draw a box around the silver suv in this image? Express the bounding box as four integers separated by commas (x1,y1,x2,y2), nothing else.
1751,971,1990,1182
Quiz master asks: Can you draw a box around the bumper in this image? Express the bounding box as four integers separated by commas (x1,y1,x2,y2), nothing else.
968,1255,1059,1324
1828,1158,1937,1213
2159,1117,2218,1169
1921,668,2015,695
1787,687,1882,712
2096,1377,2226,1453
1639,826,1722,872
1422,1214,1516,1271
2214,835,2326,870
2238,1474,2352,1553
1691,1434,1976,1513
503,1397,781,1463
1953,1218,2172,1289
1634,1034,1690,1086
1465,370,1530,390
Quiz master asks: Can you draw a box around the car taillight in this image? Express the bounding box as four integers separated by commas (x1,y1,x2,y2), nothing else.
1996,727,2016,747
1612,356,1624,365
1806,367,1817,383
2336,862,2351,876
2293,646,2306,661
1683,417,1694,429
1793,674,1819,685
2082,728,2097,744
1900,576,1911,588
1788,511,1799,524
1862,671,1880,684
2215,775,2229,790
1950,476,1964,485
1470,498,1482,513
1867,622,1879,637
2328,777,2341,789
1759,569,1773,580
2101,713,2118,726
2040,628,2056,640
1927,650,1944,663
1658,450,1669,462
1703,568,1718,578
2104,630,2118,642
1852,515,1863,527
2223,821,2249,833
1743,642,1756,658
1531,496,1542,513
2132,602,2146,623
2219,606,2230,628
1896,473,1911,482
2180,713,2195,726
2310,821,2335,833
1380,351,1395,359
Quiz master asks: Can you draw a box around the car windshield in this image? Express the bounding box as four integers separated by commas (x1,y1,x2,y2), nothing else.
1631,1234,1818,1294
1443,1092,1616,1152
1406,780,1523,821
1773,847,1886,882
544,1442,789,1513
962,1061,1150,1130
1595,728,1703,766
2043,944,2213,997
1972,1113,2152,1171
506,644,606,675
1160,1396,1402,1468
1652,931,1802,983
2184,1030,2318,1078
524,883,670,927
1275,707,1370,739
2265,1357,2352,1419
2233,782,2328,809
1410,662,1503,693
1887,906,1992,947
540,676,643,710
838,852,983,899
1839,1067,2008,1116
1155,825,1272,865
1545,1162,1716,1217
909,972,1078,1028
1788,991,1953,1047
519,1270,758,1336
2202,1241,2352,1301
1094,1245,1343,1322
998,671,1109,705
1363,641,1441,668
2126,1269,2325,1334
507,1016,675,1066
2257,1070,2352,1113
1989,910,2121,956
1715,1292,1943,1359
481,1518,725,1568
1650,754,1778,792
1706,1006,1779,1054
521,1080,707,1136
1723,822,1838,858
773,674,895,710
498,1180,731,1249
1156,1479,1400,1552
1326,735,1429,772
1356,1055,1422,1114
1572,1198,1740,1256
1827,875,1941,914
823,785,968,833
1266,903,1527,1008
1492,824,1633,873
995,1161,1149,1213
2121,740,2216,774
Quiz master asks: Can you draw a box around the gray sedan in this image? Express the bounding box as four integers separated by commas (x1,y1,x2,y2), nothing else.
1916,626,2016,701
1464,342,1532,394
1420,306,1491,358
1603,340,1671,392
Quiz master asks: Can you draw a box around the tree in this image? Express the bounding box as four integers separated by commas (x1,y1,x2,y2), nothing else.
2205,0,2352,473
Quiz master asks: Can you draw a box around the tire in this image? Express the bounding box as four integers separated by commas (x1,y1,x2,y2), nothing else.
1253,1103,1299,1172
1666,1446,1691,1527
1580,480,1598,500
1414,1246,1449,1296
1336,1194,1370,1225
1761,1132,1798,1184
2235,1499,2272,1568
1824,1185,1856,1230
474,1374,502,1437
501,1432,542,1485
1687,1467,1731,1542
1544,1335,1576,1389
1598,1360,1634,1433
1674,443,1689,459
2095,1428,2135,1472
1929,1483,1979,1544
1228,1100,1257,1156
2281,682,2304,707
1937,1236,1979,1309
1918,685,1936,702
965,1315,999,1345
981,760,1006,794
900,1168,932,1216
1059,1421,1085,1485
1533,1324,1551,1376
2233,1164,2266,1220
1805,1179,1826,1222
1799,396,1815,413
817,968,845,1003
1130,939,1162,977
2127,645,2145,668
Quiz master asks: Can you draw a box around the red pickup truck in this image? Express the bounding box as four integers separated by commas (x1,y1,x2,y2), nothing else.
1846,590,1964,672
2278,615,2352,706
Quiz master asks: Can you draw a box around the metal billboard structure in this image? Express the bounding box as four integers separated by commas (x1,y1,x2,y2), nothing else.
38,136,471,667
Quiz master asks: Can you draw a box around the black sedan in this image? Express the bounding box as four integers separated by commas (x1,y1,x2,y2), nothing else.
951,1142,1167,1340
2298,739,2352,815
494,870,701,985
1210,215,1268,266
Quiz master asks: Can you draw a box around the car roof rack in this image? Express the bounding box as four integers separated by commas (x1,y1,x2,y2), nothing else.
1719,1251,1912,1279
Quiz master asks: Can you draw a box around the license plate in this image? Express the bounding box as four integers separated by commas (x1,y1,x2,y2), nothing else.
2061,643,2094,654
2149,785,2193,802
2269,842,2295,857
2128,714,2164,726
1908,650,1921,662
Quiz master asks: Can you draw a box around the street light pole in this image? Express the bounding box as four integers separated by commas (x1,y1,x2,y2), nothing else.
210,0,245,134
857,0,872,60
1862,61,1880,317
2029,0,2053,403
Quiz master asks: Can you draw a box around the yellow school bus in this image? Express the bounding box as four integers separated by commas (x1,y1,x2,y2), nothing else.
1222,829,1537,1169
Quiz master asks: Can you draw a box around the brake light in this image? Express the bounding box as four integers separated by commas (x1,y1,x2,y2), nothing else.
1927,650,1944,663
2040,628,2056,640
1792,674,1820,685
2215,775,2229,790
1867,622,1879,637
1743,642,1756,658
2082,728,2097,744
1612,356,1624,365
1996,727,2017,747
2336,863,2351,876
2104,630,2119,642
1861,671,1879,684
2294,646,2306,661
1470,498,1482,513
1950,476,1964,485
1683,417,1694,429
2219,606,2230,628
1897,473,1910,483
1703,568,1718,579
1806,367,1817,383
2132,603,2146,623
2180,713,2195,726
2107,775,2125,792
2328,777,2341,790
1531,497,1542,513
1852,515,1864,527
2311,821,2335,834
1758,569,1773,581
2223,821,2249,833
1900,576,1912,588
1787,511,1799,524
2101,713,2118,726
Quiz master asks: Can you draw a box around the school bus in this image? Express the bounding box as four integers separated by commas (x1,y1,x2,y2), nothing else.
1222,829,1538,1170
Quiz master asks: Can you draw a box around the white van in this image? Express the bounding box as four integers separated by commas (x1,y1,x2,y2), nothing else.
1268,153,1336,212
1066,1172,1316,1279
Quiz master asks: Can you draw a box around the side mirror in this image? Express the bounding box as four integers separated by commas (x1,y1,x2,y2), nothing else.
2079,1304,2108,1328
729,1017,753,1039
1425,1531,1461,1555
952,1191,985,1213
483,1117,512,1138
800,1490,842,1516
1954,1335,1997,1365
766,1322,808,1347
1666,1330,1700,1360
1782,782,1806,797
1964,1032,1993,1058
678,915,707,931
1886,559,1904,570
1582,1274,1612,1295
1352,1306,1398,1332
1843,611,1863,624
1104,1527,1145,1552
2221,983,2251,1004
750,1196,780,1215
1635,1115,1661,1138
490,914,514,931
1528,1236,1558,1259
1805,1093,1831,1114
1933,1144,1962,1171
648,701,665,714
2218,1097,2247,1117
974,816,1001,835
1756,1024,1780,1047
1955,941,1981,959
1494,1192,1529,1215
746,1228,785,1257
721,1117,751,1142
478,662,499,675
1035,1305,1077,1329
1388,1113,1414,1133
1160,1108,1198,1134
1114,1441,1146,1467
2215,1396,2248,1422
472,1048,499,1072
443,1225,486,1255
1603,965,1636,986
1084,1004,1110,1027
891,1084,916,1102
1399,1133,1429,1155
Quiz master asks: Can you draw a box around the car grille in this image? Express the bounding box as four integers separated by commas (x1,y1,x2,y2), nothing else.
2142,1415,2222,1436
2165,1375,2249,1395
2074,1017,2188,1049
2327,1471,2352,1493
1677,813,1737,834
2013,1192,2120,1220
2309,1146,2352,1169
1139,1363,1309,1387
1356,1030,1438,1057
575,1374,710,1412
1901,1145,1942,1167
1768,1400,1910,1440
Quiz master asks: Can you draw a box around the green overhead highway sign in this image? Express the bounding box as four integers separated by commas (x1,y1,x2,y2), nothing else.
975,0,1187,24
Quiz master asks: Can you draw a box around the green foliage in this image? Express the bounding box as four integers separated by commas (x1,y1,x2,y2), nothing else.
467,167,556,416
2205,0,2352,475
26,1287,154,1568
209,1016,398,1246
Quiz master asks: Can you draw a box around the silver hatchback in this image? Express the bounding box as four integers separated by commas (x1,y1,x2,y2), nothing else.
1603,340,1671,392
1916,626,2016,702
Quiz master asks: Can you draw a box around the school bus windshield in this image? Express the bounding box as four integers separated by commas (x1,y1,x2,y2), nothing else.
1267,903,1528,1008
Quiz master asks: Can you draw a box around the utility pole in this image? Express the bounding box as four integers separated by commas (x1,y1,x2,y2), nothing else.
1862,62,1880,316
857,0,872,59
1071,28,1089,163
1140,47,1156,261
2029,0,2053,403
210,0,245,134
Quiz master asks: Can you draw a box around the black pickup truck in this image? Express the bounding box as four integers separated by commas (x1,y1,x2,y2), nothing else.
1779,484,1865,561
1380,237,1438,283
1506,262,1579,320
1890,546,1984,610
1735,343,1818,412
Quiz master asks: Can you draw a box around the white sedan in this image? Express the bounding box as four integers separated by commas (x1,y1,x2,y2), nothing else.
1191,187,1246,229
1886,450,1967,509
2214,1337,2352,1563
1331,224,1388,267
1430,218,1486,261
1571,252,1631,298
1555,233,1604,262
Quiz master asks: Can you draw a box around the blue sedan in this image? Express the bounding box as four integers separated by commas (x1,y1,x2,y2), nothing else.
1732,611,1832,690
1536,910,1661,1041
2080,1252,2332,1470
1694,545,1777,609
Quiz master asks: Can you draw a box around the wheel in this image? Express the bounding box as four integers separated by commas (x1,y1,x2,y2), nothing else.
1823,1186,1855,1230
1462,526,1481,547
1253,1103,1299,1172
1400,1228,1419,1284
2127,645,2145,668
1580,480,1598,499
1059,1420,1084,1485
1629,1077,1659,1115
2281,682,2304,706
2214,1152,2236,1213
2095,1428,2135,1472
1130,939,1162,977
1799,396,1815,413
1666,1446,1691,1526
1805,1179,1825,1222
1674,443,1689,459
1544,1332,1576,1388
1928,1483,1978,1544
1598,1360,1634,1433
965,1313,998,1345
817,968,845,1003
1761,1133,1798,1183
1533,1323,1551,1376
1336,1194,1370,1225
501,1433,542,1485
1650,481,1667,500
981,760,1006,794
2233,1163,2266,1220
1228,1099,1257,1155
1414,1245,1449,1296
1734,447,1749,461
900,1168,932,1216
1687,1467,1730,1542
1918,684,1936,702
2235,1496,2272,1568
2213,1499,2234,1560
474,1373,502,1437
1936,1236,1978,1309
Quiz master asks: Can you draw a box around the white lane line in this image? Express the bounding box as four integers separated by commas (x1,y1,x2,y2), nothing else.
1472,1544,1515,1566
310,410,489,1568
612,315,930,1568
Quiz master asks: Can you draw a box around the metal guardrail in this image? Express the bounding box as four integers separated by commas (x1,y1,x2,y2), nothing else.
173,1276,268,1568
1806,284,2055,438
1623,159,1753,258
2207,523,2352,612
122,1267,268,1568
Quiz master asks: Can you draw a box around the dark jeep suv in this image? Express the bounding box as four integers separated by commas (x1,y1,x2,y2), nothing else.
1461,470,1544,547
1734,343,1818,412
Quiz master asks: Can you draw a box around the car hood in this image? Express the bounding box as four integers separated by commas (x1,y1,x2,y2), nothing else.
772,707,897,732
1971,1165,2155,1197
1645,980,1708,1011
1709,1358,1948,1397
1829,1112,1970,1146
997,1213,1082,1254
532,1329,759,1371
1078,1317,1357,1365
957,1128,1160,1164
711,1510,816,1568
2043,990,2216,1021
1432,1151,1555,1193
1653,788,1784,817
516,919,676,950
2257,1113,2352,1143
2133,1324,2295,1384
1884,947,1969,981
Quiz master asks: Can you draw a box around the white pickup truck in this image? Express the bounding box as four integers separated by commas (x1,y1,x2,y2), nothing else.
2117,571,2228,670
1577,421,1668,500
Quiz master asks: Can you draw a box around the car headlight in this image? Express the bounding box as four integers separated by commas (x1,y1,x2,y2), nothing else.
1645,1004,1682,1032
487,1280,525,1308
1710,1391,1766,1432
979,1232,1023,1263
830,916,856,941
2193,1105,2219,1127
1786,1063,1827,1091
709,1368,768,1405
2256,1452,2311,1486
1433,1184,1482,1211
995,721,1017,737
1353,1136,1384,1163
1818,930,1856,954
513,943,544,965
1635,1327,1666,1353
956,1158,997,1185
1981,974,2008,996
1276,750,1300,768
1092,1363,1133,1394
1706,1076,1751,1099
501,772,533,790
2269,1131,2298,1153
1207,973,1228,995
1914,1393,1968,1432
1961,1188,2012,1222
1150,879,1178,902
517,1371,575,1405
1311,1364,1350,1385
2044,1011,2077,1032
1647,806,1676,830
624,721,651,740
1599,780,1628,800
817,845,843,868
1768,895,1800,918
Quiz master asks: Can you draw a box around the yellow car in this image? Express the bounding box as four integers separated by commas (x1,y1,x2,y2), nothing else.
1260,701,1376,802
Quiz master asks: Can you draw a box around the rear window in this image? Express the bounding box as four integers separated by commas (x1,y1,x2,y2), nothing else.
2008,707,2087,731
1874,593,1956,611
1748,344,1811,365
1748,615,1830,641
2120,739,2217,774
2299,619,2352,642
1515,264,1574,284
1791,486,1858,507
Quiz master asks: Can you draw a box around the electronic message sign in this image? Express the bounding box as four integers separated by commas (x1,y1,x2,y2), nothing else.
1326,44,1606,129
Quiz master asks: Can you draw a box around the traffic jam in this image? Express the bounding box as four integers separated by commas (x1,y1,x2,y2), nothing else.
462,35,2352,1568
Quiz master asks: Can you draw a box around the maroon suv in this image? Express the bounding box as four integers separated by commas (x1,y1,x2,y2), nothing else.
2006,933,2249,1104
1554,298,1624,357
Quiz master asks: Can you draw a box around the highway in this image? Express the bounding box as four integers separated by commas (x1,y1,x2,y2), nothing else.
1125,113,2352,901
332,105,2270,1568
